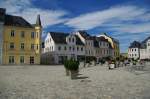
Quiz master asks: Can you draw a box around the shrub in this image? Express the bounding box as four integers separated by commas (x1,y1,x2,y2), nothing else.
64,59,79,71
99,59,105,64
64,60,69,69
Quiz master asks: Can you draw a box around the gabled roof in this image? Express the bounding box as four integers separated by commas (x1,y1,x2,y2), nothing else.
50,32,84,45
75,35,84,45
78,30,93,40
140,36,150,49
142,36,150,44
129,41,141,48
50,32,68,44
100,33,119,43
97,36,108,42
93,36,109,48
4,15,33,28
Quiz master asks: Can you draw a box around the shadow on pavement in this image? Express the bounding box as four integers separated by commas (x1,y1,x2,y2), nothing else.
75,76,89,79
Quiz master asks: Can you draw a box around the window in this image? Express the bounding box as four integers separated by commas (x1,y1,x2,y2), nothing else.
103,42,105,46
135,49,136,51
77,47,79,51
52,46,53,51
69,46,71,51
31,32,35,38
58,46,61,50
69,38,71,42
30,56,34,64
31,44,34,50
10,42,14,49
73,47,75,51
37,44,38,50
10,30,15,37
9,56,14,64
81,47,83,51
148,43,150,46
64,46,67,50
99,42,101,46
72,38,74,42
20,43,24,50
20,56,24,64
21,31,25,38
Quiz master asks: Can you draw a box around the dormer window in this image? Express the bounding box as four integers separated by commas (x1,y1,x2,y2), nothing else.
69,38,71,42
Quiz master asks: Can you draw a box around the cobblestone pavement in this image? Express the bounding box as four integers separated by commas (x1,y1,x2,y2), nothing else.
0,64,150,99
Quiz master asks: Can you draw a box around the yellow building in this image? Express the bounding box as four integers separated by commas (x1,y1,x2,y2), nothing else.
98,33,120,58
0,8,42,65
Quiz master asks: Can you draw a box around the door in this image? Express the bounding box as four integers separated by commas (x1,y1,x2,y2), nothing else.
30,56,34,64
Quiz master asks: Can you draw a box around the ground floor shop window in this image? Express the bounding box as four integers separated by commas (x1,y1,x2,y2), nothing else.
20,56,24,64
9,56,14,64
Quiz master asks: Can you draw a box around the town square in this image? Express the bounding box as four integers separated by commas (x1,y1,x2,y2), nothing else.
0,0,150,99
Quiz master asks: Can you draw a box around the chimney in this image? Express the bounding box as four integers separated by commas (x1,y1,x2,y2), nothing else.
0,8,6,22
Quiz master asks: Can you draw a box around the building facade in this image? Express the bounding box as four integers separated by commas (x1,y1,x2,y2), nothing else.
0,8,42,65
42,31,117,64
140,37,150,59
128,41,141,59
98,33,120,58
76,31,114,62
43,32,85,64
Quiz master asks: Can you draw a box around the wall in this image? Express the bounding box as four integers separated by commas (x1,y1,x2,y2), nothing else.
128,48,140,59
2,26,41,64
0,22,4,64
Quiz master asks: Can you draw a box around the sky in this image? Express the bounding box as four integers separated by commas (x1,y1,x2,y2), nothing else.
0,0,150,53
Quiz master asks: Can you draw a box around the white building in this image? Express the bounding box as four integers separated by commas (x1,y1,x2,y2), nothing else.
42,31,117,64
140,37,150,59
43,32,85,64
128,41,141,59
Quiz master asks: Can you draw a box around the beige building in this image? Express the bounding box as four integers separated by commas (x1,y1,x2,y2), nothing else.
0,8,42,65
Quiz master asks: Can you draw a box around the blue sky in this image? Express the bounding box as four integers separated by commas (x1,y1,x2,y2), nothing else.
0,0,150,53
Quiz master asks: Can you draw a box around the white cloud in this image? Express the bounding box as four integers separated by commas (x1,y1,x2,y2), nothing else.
65,5,150,33
106,23,150,34
0,0,68,28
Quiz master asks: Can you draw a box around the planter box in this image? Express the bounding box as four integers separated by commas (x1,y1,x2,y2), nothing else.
70,70,78,79
65,69,70,76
